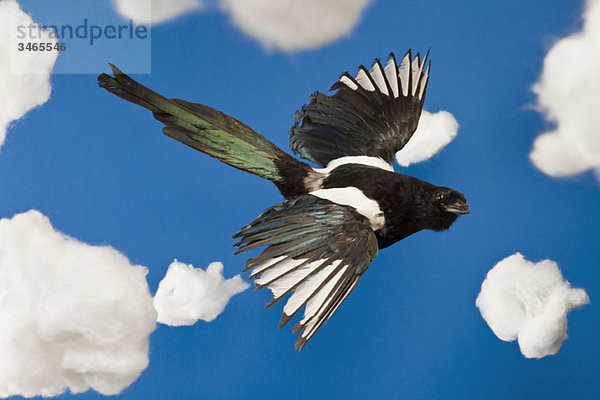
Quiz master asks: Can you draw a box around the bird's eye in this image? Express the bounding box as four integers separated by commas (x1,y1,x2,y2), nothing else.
436,192,446,202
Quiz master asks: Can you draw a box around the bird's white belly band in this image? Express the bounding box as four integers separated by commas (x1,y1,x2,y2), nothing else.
309,187,385,231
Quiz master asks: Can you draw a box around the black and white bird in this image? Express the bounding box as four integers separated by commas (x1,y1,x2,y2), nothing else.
98,50,469,350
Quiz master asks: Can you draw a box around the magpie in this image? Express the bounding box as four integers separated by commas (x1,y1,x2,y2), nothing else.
98,50,469,350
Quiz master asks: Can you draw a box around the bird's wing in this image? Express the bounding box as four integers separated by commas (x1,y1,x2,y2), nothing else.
290,50,430,167
234,195,378,350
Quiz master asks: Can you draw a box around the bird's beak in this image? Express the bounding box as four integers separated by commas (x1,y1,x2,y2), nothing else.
443,201,470,215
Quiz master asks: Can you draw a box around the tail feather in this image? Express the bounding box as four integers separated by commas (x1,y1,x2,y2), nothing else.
98,65,307,187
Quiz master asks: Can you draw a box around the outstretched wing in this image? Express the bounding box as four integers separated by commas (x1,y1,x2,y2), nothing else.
290,50,430,167
234,195,378,350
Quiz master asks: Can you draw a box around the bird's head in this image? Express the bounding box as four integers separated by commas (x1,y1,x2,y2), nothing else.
435,188,470,215
427,187,470,231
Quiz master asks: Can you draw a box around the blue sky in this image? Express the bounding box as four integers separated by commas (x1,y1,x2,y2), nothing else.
1,0,599,399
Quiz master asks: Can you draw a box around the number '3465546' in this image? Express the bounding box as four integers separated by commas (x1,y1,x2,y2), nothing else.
17,42,67,52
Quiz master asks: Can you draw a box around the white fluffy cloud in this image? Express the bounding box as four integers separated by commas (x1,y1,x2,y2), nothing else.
154,260,249,326
395,110,459,167
109,0,371,51
0,0,58,150
0,211,157,398
111,0,202,25
476,253,589,359
530,0,600,178
219,0,372,51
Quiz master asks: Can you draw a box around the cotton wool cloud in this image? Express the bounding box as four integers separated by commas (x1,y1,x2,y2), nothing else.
219,0,372,51
476,253,589,359
110,0,372,51
0,211,157,398
530,0,600,179
395,110,459,167
0,0,58,150
154,260,249,326
112,0,202,25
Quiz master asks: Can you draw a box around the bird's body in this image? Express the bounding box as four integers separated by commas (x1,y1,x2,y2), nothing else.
98,50,469,350
314,161,465,248
284,156,466,248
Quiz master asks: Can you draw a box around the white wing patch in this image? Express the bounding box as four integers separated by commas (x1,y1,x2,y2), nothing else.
419,63,430,100
256,258,306,286
384,56,399,97
300,267,346,324
256,258,324,299
355,67,375,91
300,277,359,342
339,74,358,90
411,54,422,94
313,155,394,174
339,50,430,101
398,52,411,97
251,257,348,321
369,61,389,95
251,255,358,348
309,187,385,230
249,255,286,278
283,260,345,317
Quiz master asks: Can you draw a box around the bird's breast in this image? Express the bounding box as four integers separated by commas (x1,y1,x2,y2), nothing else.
306,160,399,231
